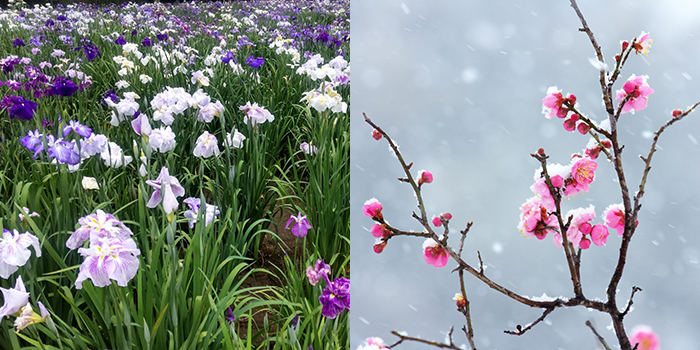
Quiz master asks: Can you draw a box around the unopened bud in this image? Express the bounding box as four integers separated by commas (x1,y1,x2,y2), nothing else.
621,41,629,51
615,54,621,61
537,148,546,156
577,122,590,134
373,241,387,254
372,129,382,140
672,109,683,118
567,94,576,105
601,140,612,148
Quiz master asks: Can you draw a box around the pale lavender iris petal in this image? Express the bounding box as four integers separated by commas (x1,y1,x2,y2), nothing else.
0,276,29,319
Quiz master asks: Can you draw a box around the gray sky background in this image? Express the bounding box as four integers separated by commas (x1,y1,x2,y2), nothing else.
351,0,700,349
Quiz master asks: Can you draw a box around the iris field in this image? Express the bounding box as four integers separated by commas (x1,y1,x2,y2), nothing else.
0,0,349,349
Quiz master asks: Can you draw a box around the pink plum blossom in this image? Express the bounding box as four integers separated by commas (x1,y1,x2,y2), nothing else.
542,86,576,119
518,196,556,240
0,276,29,319
589,223,610,246
417,170,433,185
0,230,41,279
423,237,449,268
629,325,659,350
432,212,452,227
362,198,383,219
370,224,384,238
559,205,597,249
616,75,654,114
146,167,185,215
356,337,388,350
570,156,597,192
632,32,652,55
603,203,627,237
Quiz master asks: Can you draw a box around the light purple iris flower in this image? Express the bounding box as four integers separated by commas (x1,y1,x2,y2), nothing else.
74,236,140,289
286,212,312,237
193,131,220,158
0,276,29,319
239,102,274,126
146,167,185,215
305,259,331,286
34,135,80,165
183,197,220,228
65,209,133,250
0,229,41,279
62,120,92,138
19,129,43,151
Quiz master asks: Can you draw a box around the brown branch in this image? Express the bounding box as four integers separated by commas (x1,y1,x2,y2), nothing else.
585,320,613,350
622,286,642,316
388,330,462,349
504,306,557,336
569,0,613,114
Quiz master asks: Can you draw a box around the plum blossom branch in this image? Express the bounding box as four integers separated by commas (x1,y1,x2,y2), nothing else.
585,320,613,350
634,101,700,211
388,330,462,349
569,0,612,113
504,305,558,336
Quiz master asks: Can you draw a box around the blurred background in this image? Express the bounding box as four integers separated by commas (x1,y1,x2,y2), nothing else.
351,0,700,349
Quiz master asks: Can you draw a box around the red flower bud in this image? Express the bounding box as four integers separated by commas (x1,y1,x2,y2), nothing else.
672,109,683,118
372,129,382,140
373,241,387,254
615,54,621,61
621,41,629,51
601,140,612,148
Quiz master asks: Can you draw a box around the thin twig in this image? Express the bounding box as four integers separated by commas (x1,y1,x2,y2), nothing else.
504,306,557,335
585,320,613,350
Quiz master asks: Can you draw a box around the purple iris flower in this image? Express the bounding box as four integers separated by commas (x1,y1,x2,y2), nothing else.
319,276,350,319
63,120,92,138
146,167,185,215
182,197,220,228
306,259,331,286
13,38,25,47
48,137,80,165
221,51,236,64
156,33,168,41
236,36,255,49
115,35,126,45
286,212,312,237
142,37,153,47
226,307,235,323
245,56,264,69
20,129,43,151
57,15,67,21
8,96,37,120
46,18,54,27
131,29,137,36
74,42,100,61
51,76,79,97
103,89,118,105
